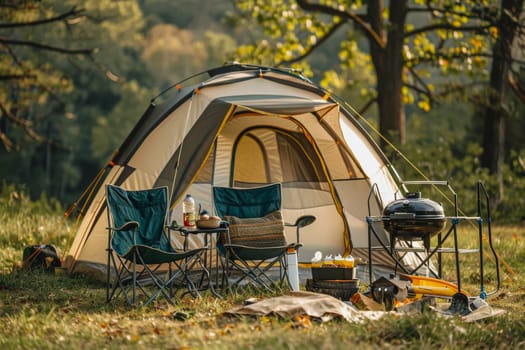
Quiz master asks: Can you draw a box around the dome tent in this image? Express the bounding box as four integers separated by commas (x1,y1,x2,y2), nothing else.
65,63,416,279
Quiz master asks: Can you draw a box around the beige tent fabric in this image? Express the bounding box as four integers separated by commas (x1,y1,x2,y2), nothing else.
66,65,409,278
223,291,385,323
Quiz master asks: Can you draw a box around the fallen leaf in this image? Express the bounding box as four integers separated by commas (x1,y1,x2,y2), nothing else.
221,323,235,335
292,315,312,329
152,327,166,336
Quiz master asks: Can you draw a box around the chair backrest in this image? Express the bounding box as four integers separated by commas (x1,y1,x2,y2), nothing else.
106,185,170,255
213,183,282,218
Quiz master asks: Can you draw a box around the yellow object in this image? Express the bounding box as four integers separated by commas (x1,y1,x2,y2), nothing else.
344,255,355,268
334,254,345,267
400,273,470,298
322,255,335,267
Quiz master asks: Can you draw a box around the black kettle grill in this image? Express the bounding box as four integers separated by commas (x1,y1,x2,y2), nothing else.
382,192,446,250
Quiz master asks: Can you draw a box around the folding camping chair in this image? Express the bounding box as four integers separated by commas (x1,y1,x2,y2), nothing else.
213,183,314,291
106,184,208,307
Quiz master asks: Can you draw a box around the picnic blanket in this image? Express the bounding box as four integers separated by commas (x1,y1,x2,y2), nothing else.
223,291,506,323
223,291,385,323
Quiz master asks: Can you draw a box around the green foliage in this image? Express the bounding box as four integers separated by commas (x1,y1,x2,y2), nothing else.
394,137,493,215
0,0,144,202
390,104,525,223
0,1,241,206
141,0,235,32
91,81,152,161
320,36,377,110
141,24,237,87
230,0,499,112
0,182,70,266
231,0,334,69
497,149,525,222
0,182,62,215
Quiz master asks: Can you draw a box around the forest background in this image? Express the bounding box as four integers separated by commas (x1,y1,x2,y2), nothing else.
1,0,525,223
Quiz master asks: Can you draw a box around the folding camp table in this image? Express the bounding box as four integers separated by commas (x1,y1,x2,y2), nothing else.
174,225,229,298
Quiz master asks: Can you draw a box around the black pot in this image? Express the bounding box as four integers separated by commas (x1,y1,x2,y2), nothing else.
383,192,446,240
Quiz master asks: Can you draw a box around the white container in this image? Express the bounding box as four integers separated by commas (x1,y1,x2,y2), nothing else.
287,247,300,291
311,251,323,268
182,194,195,227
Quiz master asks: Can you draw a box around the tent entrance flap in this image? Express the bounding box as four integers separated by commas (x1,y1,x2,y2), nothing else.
153,100,235,204
231,128,329,190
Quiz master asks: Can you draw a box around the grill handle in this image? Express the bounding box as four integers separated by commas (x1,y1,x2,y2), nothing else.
389,212,416,220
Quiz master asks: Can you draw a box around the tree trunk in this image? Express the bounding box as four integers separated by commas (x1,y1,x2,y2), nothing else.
368,0,407,147
480,0,523,200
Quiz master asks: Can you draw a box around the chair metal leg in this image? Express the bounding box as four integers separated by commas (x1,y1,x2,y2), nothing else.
132,250,137,306
225,253,286,291
107,251,133,305
107,249,213,307
106,247,111,303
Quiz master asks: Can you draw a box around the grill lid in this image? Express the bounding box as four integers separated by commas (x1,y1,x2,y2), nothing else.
383,192,444,217
382,192,446,238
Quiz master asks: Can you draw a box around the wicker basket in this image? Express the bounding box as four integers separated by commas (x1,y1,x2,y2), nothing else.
196,218,221,229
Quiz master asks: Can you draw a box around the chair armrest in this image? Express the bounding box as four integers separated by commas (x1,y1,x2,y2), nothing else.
110,221,139,232
292,243,303,249
285,215,316,228
285,215,315,244
166,224,186,237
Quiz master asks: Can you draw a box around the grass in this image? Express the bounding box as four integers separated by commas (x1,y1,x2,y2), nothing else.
1,187,525,349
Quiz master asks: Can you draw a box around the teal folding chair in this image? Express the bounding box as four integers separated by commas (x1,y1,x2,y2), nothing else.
213,183,314,291
106,184,207,307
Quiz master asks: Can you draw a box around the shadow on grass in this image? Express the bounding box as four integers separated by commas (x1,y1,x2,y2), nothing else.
0,269,110,315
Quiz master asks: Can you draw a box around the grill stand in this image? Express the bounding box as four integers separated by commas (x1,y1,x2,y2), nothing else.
365,180,501,314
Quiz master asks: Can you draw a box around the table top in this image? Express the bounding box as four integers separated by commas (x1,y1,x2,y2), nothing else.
170,225,228,235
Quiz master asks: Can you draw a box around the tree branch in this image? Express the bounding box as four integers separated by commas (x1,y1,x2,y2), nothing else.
0,3,21,10
0,130,15,152
408,66,432,97
358,97,377,115
0,6,84,28
407,4,497,23
3,38,23,67
0,102,72,152
404,80,487,101
405,23,493,37
404,82,429,97
0,74,37,81
0,102,33,128
295,0,386,48
439,81,487,98
0,38,95,55
407,49,525,68
404,51,493,65
277,21,345,65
